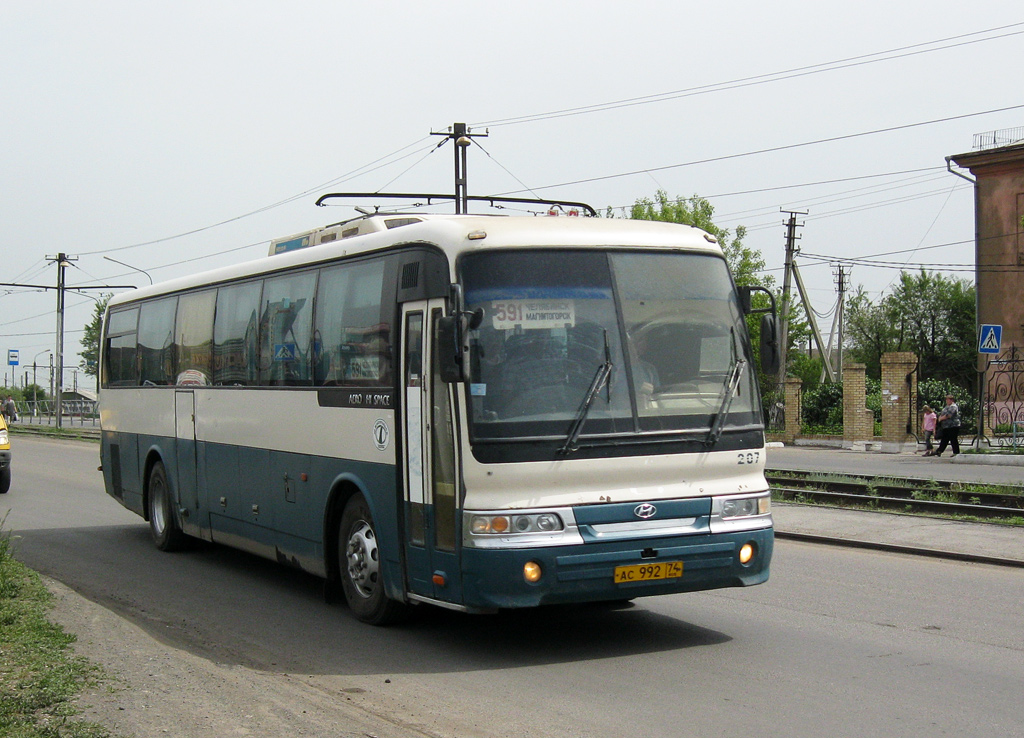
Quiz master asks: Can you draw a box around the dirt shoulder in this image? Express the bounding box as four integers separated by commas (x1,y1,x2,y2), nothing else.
46,577,438,738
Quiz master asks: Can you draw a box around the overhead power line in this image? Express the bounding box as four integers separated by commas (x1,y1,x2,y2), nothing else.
500,103,1024,196
75,136,435,257
473,22,1024,128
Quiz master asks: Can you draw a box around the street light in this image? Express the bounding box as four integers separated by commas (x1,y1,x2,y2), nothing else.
103,256,153,285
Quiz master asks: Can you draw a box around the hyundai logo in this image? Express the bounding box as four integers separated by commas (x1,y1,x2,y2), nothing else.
634,503,657,519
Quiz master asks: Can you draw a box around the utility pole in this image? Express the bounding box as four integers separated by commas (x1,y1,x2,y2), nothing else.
431,122,488,214
777,211,805,386
820,264,850,383
49,253,76,429
835,265,849,381
791,260,836,383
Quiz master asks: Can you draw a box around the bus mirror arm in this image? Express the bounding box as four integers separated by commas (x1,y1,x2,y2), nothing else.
738,285,775,315
738,286,780,375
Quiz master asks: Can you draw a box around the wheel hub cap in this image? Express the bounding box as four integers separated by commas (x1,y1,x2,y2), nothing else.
346,521,379,599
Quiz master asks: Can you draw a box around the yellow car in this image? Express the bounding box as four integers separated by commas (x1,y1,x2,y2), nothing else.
0,414,10,494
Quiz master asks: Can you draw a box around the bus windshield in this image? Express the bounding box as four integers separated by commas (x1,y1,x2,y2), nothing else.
462,249,761,445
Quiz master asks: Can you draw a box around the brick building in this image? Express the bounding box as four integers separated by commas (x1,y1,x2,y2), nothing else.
948,129,1024,361
949,128,1024,434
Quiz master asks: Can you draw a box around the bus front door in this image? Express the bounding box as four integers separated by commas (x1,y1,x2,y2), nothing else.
401,300,462,605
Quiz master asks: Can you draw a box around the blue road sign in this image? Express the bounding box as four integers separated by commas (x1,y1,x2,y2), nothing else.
979,324,1002,354
7,349,18,366
274,343,297,361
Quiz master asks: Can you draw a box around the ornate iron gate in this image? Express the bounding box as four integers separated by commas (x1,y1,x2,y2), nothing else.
982,345,1024,447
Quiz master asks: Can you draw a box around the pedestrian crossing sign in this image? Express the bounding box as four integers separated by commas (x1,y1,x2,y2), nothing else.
979,324,1002,354
274,343,297,361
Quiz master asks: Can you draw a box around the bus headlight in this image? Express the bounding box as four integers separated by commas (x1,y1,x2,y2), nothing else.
710,492,772,534
721,495,771,519
471,513,564,535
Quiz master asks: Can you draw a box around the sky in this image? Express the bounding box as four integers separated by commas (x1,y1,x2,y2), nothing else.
2,1,1022,390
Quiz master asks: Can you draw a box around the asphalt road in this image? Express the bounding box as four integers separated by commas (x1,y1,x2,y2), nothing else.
4,435,1023,738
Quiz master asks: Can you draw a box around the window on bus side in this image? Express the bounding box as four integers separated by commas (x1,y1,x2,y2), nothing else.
213,281,261,386
137,297,178,386
174,290,215,386
258,271,317,386
313,259,390,386
104,307,139,387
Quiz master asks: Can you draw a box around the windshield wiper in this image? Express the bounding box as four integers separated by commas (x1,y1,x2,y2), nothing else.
560,330,613,455
705,359,746,447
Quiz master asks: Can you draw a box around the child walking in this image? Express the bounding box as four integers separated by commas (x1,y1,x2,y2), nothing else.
921,405,936,454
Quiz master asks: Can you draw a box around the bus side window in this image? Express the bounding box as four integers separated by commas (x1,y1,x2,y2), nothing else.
259,272,316,386
213,282,262,386
174,290,215,385
137,297,178,386
314,259,389,387
104,307,139,387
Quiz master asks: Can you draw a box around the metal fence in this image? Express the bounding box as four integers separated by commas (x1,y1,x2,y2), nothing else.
973,127,1024,151
982,346,1024,448
8,399,99,428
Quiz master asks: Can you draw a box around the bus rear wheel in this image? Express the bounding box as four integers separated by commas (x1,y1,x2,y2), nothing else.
338,494,406,625
147,461,186,552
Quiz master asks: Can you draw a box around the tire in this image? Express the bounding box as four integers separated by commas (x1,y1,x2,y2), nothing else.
338,494,406,625
0,467,10,495
147,461,187,551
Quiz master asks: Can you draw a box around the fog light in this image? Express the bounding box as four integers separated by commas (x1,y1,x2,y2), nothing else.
738,542,755,565
523,561,542,583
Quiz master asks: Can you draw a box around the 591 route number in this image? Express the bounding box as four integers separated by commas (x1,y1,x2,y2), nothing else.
737,452,760,465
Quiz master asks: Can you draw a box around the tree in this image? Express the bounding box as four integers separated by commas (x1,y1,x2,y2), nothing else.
845,286,900,378
888,271,975,387
844,271,975,388
79,294,111,379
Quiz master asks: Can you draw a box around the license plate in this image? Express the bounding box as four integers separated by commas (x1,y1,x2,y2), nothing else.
613,561,683,584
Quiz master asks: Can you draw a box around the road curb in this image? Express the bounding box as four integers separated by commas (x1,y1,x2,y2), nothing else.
775,530,1024,569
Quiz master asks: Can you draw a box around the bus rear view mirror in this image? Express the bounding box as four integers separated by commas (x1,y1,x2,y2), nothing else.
436,315,465,383
760,313,780,376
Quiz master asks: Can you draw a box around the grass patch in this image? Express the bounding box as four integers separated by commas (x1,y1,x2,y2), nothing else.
0,521,116,737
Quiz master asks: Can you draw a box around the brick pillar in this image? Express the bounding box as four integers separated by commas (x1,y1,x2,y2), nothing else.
782,377,801,443
880,352,918,452
842,362,873,448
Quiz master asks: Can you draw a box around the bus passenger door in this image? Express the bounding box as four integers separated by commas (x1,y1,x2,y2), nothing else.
401,300,462,604
174,390,201,537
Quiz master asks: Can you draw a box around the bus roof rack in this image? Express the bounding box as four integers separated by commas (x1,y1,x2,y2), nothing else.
315,192,598,217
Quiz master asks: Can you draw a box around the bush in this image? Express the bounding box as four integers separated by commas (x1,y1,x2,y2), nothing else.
802,382,843,432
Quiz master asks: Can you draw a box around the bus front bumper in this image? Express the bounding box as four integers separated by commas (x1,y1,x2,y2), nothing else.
459,527,772,611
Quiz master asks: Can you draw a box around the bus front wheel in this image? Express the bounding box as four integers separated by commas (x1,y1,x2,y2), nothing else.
147,461,186,552
0,468,10,494
338,494,406,625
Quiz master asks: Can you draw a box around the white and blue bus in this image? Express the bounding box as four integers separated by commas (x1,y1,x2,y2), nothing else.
100,210,779,624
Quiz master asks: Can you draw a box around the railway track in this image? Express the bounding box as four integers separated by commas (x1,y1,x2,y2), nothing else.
766,470,1024,521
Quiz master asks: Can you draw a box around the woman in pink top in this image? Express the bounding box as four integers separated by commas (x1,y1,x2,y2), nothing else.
921,405,937,454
